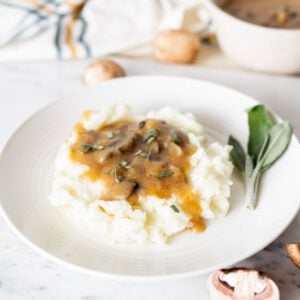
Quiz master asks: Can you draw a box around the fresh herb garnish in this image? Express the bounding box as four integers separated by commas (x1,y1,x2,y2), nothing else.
228,136,245,172
104,168,114,174
138,120,146,129
228,104,292,209
247,105,276,166
135,149,148,158
170,204,179,213
119,160,132,169
147,147,152,160
143,129,158,144
81,143,104,153
104,167,122,182
157,170,174,178
106,131,113,139
170,132,181,145
135,148,152,160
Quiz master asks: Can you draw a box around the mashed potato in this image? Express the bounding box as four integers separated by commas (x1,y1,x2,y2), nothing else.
49,104,233,243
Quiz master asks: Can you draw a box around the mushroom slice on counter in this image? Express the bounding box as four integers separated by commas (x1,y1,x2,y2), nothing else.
285,243,300,269
82,59,126,85
207,268,280,300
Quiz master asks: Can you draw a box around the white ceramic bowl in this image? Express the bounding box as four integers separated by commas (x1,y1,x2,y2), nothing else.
205,0,300,74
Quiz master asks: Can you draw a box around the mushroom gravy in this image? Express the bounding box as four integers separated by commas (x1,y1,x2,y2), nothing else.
222,0,300,29
70,116,204,232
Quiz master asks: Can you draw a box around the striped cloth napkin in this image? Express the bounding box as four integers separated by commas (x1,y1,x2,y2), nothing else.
0,0,208,62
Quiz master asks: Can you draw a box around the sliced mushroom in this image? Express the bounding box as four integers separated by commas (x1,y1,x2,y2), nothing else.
97,131,137,162
149,140,160,154
207,268,280,300
102,180,137,200
167,142,183,158
82,59,125,85
275,9,288,27
285,243,300,269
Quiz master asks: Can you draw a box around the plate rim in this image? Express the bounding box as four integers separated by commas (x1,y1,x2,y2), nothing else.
0,75,299,281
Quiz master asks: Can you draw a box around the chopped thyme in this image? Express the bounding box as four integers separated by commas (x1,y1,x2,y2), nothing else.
119,160,132,169
104,167,122,182
170,204,179,213
135,149,148,158
157,170,174,178
138,120,146,129
170,132,181,145
143,129,158,144
135,148,152,160
106,131,113,139
146,147,152,160
81,143,104,153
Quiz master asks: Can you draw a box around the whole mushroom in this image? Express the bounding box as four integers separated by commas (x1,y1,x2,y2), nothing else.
207,268,280,300
82,59,126,85
153,29,201,64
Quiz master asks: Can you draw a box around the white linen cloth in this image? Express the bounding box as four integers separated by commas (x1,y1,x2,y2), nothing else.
0,0,208,62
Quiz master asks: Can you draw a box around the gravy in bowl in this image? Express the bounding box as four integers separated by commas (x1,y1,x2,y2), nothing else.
222,0,300,29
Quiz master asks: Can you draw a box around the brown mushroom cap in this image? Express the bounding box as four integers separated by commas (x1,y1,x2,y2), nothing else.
82,59,126,85
207,268,280,300
285,243,300,269
153,29,201,64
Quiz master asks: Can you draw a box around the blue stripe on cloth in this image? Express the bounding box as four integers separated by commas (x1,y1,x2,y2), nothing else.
45,0,60,7
0,1,42,14
79,16,91,58
3,16,48,45
54,15,63,59
0,0,90,59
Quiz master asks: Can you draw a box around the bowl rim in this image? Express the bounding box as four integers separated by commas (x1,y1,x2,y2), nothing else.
204,0,300,34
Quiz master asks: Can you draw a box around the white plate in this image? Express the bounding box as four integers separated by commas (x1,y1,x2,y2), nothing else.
0,76,299,280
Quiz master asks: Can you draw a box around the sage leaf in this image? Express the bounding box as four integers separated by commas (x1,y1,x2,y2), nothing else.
245,154,253,181
257,133,270,163
244,154,256,209
260,122,292,171
246,166,263,210
228,104,292,210
228,135,246,172
248,105,275,166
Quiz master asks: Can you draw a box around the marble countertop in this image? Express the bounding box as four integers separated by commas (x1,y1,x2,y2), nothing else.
0,58,299,300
